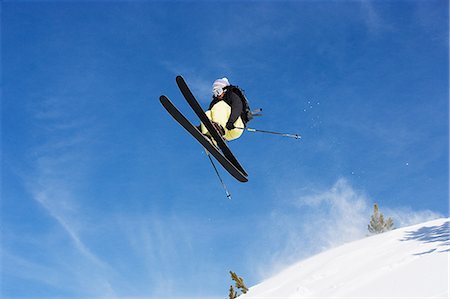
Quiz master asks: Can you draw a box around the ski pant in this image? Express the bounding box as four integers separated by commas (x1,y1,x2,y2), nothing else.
200,101,244,141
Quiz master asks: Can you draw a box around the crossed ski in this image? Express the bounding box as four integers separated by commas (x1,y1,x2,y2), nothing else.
159,76,248,185
175,76,248,177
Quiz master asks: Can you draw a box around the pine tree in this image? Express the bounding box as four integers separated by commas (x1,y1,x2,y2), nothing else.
368,203,394,234
229,285,238,299
229,271,249,298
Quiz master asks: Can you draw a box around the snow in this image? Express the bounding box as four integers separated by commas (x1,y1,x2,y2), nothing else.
241,218,449,298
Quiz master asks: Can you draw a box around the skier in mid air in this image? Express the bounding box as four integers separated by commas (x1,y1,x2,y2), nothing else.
200,78,247,142
159,75,301,193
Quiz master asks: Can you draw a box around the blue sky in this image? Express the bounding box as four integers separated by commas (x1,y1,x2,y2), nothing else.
2,1,448,298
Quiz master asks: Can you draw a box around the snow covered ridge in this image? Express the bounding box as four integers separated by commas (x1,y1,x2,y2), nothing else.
242,218,449,299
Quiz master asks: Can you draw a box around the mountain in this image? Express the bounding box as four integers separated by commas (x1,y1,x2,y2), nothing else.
241,218,449,298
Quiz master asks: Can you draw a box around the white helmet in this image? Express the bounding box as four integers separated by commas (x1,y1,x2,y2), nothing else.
212,77,230,97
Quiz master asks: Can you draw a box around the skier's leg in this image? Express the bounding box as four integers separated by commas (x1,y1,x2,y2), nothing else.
199,102,228,139
209,101,244,141
210,101,230,130
199,110,221,146
200,110,212,135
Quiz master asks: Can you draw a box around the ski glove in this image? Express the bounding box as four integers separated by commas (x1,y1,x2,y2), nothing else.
226,122,235,130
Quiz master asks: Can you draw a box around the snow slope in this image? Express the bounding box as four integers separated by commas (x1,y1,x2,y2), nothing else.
242,218,449,298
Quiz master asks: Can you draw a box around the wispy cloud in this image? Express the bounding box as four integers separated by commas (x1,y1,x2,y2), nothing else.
5,93,121,297
31,185,107,269
112,213,198,297
28,95,105,264
250,178,444,280
7,88,225,297
2,250,62,288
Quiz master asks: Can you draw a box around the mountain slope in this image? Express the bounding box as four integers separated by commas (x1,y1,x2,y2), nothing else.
242,218,449,298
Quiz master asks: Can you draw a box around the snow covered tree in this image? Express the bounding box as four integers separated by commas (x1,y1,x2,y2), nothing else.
368,203,394,234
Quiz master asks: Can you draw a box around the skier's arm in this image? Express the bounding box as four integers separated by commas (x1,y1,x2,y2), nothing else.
226,92,243,130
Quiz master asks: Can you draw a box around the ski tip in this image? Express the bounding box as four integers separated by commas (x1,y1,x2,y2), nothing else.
159,95,168,103
176,75,184,82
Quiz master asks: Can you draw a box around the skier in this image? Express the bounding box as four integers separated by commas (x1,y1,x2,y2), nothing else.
160,75,301,189
200,78,246,142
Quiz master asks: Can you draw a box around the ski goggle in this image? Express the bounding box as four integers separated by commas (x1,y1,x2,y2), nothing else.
212,87,224,97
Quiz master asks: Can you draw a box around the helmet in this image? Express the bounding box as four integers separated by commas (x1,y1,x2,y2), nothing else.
212,77,230,97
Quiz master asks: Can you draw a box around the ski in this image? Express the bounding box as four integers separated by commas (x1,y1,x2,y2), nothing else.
175,75,248,177
159,95,248,183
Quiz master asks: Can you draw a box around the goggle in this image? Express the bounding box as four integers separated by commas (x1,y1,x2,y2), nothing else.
212,87,224,97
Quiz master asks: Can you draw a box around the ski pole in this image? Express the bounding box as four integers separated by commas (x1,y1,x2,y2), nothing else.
236,127,301,140
204,149,232,200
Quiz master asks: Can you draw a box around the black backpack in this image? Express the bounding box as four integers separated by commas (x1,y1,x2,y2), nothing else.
227,85,261,124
